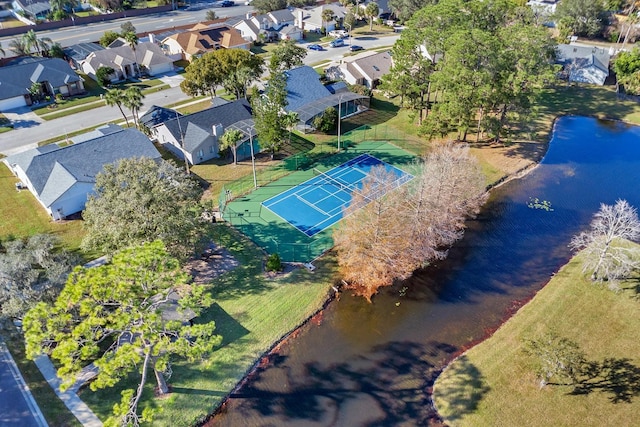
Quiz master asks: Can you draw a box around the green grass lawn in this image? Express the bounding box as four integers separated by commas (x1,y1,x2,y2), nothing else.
433,250,640,426
80,225,334,425
0,164,87,253
0,113,13,133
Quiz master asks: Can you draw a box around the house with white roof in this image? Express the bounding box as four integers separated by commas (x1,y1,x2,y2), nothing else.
3,127,161,220
231,9,302,42
293,3,348,33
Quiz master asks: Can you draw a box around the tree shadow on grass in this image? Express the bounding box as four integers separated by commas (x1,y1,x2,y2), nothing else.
435,355,490,423
569,358,640,404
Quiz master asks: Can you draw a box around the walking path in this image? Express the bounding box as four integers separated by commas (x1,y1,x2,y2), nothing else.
34,355,103,427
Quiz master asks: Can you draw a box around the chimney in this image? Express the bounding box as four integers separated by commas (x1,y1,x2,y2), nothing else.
296,9,304,31
148,33,155,44
246,13,251,20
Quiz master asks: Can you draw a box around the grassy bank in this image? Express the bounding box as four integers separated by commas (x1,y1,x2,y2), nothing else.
433,250,640,426
80,225,335,425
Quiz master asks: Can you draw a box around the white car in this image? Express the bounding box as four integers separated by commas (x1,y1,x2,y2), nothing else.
328,30,348,38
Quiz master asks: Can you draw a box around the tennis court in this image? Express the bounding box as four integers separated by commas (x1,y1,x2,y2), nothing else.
262,154,413,237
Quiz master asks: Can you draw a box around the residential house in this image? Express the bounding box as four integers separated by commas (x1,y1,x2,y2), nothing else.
63,43,105,70
284,65,369,130
294,3,348,33
11,0,50,20
231,9,301,42
154,99,256,165
139,105,182,138
0,57,84,111
3,127,161,220
81,42,174,83
161,23,250,62
325,50,393,89
556,44,611,86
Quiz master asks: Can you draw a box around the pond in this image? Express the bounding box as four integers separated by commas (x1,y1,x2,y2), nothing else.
209,116,640,426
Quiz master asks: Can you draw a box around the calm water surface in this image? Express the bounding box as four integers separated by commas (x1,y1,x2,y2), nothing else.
210,116,640,426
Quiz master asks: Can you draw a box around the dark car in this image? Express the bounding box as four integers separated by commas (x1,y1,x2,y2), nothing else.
307,44,324,51
220,0,234,6
349,45,364,52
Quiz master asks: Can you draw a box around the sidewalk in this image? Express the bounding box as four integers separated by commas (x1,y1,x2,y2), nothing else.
33,355,103,427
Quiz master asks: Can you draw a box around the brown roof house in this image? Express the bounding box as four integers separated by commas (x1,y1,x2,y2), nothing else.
161,23,250,62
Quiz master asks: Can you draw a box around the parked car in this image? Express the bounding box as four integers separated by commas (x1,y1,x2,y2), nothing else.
220,0,234,6
307,44,324,51
329,39,345,48
349,45,364,51
328,30,348,38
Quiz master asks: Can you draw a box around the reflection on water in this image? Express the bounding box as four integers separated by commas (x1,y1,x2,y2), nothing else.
209,117,640,426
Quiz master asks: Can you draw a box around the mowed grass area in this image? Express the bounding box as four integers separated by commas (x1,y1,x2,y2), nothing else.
0,164,86,253
80,225,335,426
433,250,640,426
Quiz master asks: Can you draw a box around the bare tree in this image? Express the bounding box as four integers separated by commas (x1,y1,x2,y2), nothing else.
569,199,640,289
334,143,487,301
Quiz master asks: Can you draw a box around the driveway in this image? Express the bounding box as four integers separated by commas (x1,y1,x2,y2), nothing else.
2,107,44,129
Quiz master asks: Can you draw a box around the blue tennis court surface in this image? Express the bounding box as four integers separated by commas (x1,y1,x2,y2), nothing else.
262,154,413,236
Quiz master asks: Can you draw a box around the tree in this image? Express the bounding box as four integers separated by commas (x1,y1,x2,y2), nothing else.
282,111,299,145
312,107,338,133
123,86,145,128
49,0,78,20
322,8,336,35
104,88,129,126
82,158,205,258
251,0,287,14
344,11,356,32
613,48,640,94
334,143,486,301
48,42,65,59
120,20,136,35
389,0,435,22
252,71,288,159
29,82,43,102
569,199,640,289
23,241,221,426
0,234,78,324
365,2,379,31
220,128,244,165
205,9,217,20
555,0,607,38
123,31,139,77
269,39,307,73
96,66,115,87
100,30,120,47
524,331,586,388
81,157,206,259
21,30,53,56
180,49,263,100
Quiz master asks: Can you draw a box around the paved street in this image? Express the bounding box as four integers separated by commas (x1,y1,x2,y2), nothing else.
0,340,47,427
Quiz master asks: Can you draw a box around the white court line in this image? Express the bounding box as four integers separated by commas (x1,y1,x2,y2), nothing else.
296,194,330,216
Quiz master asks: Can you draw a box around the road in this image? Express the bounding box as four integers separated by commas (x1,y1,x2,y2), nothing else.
0,2,254,48
0,340,47,427
301,33,399,63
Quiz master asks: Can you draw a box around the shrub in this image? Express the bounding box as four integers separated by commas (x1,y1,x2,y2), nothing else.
266,253,283,272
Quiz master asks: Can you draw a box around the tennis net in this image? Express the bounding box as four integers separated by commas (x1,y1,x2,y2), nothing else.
313,168,360,194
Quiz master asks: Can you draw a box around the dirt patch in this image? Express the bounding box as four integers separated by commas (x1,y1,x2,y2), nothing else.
186,243,239,284
471,140,547,178
263,262,302,280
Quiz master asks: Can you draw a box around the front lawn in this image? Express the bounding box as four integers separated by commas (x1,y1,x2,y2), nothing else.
80,225,334,425
0,164,86,253
433,249,640,426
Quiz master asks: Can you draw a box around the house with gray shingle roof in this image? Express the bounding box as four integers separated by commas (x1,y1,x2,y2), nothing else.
556,44,611,86
0,57,85,111
284,65,369,130
3,128,161,220
81,42,174,82
325,50,393,89
154,99,256,165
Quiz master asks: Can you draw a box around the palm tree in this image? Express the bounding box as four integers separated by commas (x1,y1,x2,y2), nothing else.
22,30,53,56
282,111,299,145
123,87,145,128
104,88,129,127
365,2,379,31
9,37,29,56
322,8,336,35
220,129,244,165
123,31,139,78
